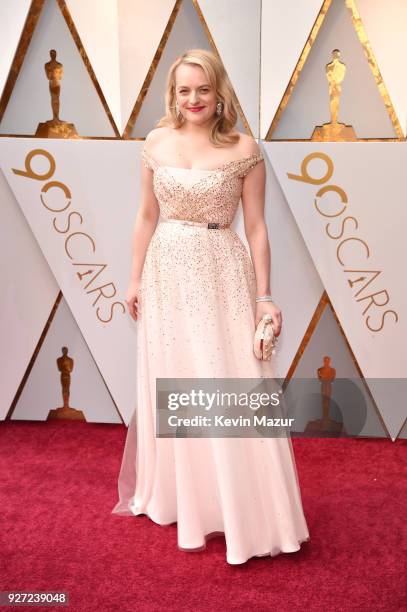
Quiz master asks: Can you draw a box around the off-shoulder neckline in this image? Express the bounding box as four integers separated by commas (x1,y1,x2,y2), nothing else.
142,148,264,172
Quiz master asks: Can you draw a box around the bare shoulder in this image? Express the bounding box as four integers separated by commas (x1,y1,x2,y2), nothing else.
144,126,172,150
233,131,262,157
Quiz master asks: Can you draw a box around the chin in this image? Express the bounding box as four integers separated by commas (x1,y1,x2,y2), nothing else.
189,112,212,122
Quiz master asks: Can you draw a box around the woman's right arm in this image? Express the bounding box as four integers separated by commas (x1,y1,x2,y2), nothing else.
126,145,160,322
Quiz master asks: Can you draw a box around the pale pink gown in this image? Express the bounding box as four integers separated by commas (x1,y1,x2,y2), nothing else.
112,147,310,564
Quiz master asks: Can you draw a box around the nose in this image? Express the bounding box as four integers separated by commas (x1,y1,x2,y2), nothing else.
189,91,199,104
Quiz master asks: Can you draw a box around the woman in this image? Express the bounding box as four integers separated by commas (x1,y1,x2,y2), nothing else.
112,49,310,565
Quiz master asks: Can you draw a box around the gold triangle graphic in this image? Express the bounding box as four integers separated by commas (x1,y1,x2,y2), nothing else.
0,0,120,138
6,290,124,424
285,290,329,383
124,0,254,139
327,291,391,438
347,0,403,138
284,290,391,439
122,0,182,139
265,0,403,141
265,0,332,141
193,0,253,137
57,0,120,137
395,415,407,440
6,290,63,420
0,0,45,125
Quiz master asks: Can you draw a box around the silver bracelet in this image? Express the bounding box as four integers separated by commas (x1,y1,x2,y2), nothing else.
255,295,274,303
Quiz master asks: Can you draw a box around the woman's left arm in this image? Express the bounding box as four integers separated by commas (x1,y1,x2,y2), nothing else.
241,152,282,335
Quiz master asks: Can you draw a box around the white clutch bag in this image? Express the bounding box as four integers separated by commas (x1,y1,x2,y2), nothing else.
253,314,277,361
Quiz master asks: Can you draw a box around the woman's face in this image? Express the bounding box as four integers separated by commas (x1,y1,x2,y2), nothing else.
174,63,217,125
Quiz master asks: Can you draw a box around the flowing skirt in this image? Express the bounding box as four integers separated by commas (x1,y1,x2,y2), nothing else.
112,222,310,564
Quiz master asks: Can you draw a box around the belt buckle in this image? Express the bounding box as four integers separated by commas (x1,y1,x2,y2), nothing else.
207,222,219,229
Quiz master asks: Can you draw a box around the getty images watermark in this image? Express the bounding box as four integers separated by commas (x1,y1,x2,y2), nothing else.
156,378,293,438
156,377,406,438
166,387,292,428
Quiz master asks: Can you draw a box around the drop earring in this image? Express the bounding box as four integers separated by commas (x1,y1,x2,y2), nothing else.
175,100,182,118
216,101,223,116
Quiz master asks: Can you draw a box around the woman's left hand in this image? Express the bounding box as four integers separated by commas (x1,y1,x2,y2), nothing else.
255,301,282,336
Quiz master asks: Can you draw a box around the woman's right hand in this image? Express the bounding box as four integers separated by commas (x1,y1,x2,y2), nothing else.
126,280,141,322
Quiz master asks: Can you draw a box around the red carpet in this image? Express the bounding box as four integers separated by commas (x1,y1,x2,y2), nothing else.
0,420,405,611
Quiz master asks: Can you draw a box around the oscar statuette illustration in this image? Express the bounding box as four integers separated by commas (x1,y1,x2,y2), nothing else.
312,49,356,141
35,49,79,138
48,347,85,420
306,356,345,435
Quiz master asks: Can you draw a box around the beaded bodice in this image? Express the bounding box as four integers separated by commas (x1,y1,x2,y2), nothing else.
141,148,264,226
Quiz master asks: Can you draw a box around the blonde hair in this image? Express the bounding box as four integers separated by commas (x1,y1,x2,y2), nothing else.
155,48,239,147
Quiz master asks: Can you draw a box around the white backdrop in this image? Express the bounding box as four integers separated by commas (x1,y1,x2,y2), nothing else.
0,0,406,439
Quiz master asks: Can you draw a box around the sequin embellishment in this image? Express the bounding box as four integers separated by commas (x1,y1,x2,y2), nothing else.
138,146,269,378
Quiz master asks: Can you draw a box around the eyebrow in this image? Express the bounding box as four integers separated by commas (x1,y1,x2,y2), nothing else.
176,84,211,89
